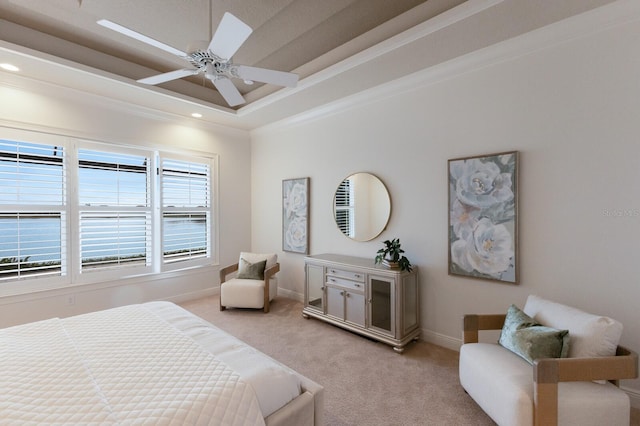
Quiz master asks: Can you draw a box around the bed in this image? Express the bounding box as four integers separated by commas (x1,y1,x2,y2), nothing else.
0,301,324,425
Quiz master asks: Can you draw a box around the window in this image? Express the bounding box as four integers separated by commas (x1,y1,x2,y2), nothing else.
334,178,354,237
0,139,66,280
161,157,210,265
78,147,152,273
0,128,216,290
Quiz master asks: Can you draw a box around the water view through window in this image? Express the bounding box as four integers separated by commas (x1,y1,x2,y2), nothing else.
1,137,211,281
0,139,64,279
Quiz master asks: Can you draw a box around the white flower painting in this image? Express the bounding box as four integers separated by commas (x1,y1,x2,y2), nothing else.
448,152,518,283
283,178,309,254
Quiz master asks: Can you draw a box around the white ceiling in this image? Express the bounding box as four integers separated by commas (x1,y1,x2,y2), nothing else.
0,0,618,130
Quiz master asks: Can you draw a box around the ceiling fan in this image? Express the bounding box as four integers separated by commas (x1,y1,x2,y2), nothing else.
97,12,298,107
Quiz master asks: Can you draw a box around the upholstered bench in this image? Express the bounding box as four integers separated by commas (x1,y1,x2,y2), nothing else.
459,295,638,426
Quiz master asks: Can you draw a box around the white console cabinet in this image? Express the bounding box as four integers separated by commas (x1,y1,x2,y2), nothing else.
303,253,419,353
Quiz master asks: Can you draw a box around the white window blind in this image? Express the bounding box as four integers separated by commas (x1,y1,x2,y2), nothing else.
78,148,151,272
161,157,210,263
334,178,353,237
1,129,216,290
0,140,65,280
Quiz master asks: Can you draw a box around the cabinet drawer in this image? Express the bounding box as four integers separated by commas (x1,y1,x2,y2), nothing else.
326,276,365,291
326,268,365,282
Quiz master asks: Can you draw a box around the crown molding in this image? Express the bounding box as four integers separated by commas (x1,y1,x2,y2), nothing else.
252,0,640,136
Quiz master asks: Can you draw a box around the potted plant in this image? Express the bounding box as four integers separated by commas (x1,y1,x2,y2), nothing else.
374,238,412,271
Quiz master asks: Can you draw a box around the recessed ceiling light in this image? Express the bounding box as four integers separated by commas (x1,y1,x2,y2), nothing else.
191,113,203,118
0,63,20,72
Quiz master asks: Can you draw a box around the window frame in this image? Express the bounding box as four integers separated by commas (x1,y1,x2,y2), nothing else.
73,141,155,283
0,128,71,293
0,127,218,296
159,152,216,272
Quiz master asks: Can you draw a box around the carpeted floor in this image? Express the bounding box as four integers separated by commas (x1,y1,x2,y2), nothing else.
179,296,639,426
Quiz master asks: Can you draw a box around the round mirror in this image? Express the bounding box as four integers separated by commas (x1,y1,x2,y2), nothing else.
333,172,391,241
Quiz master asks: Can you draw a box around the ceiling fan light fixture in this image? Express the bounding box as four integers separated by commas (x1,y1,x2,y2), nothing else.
204,62,217,80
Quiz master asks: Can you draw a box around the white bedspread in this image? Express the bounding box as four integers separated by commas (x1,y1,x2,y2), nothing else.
142,302,302,418
0,305,265,426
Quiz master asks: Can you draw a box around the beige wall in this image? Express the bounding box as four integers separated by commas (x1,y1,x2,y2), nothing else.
0,78,253,326
250,9,640,398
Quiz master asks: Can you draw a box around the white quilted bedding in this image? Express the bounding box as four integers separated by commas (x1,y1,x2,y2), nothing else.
142,302,301,419
0,304,266,425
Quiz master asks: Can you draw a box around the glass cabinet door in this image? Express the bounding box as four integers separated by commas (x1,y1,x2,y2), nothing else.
368,276,394,336
306,264,325,312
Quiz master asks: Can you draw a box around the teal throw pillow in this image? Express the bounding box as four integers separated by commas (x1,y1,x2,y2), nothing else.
498,304,570,364
236,258,267,280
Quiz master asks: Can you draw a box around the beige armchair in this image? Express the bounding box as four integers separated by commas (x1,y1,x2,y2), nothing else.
219,252,280,313
459,296,638,426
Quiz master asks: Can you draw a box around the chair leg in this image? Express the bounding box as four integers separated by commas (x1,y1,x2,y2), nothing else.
263,283,270,313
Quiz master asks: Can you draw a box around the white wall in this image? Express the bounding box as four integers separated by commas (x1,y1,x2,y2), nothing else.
0,0,637,404
251,10,640,397
0,78,253,326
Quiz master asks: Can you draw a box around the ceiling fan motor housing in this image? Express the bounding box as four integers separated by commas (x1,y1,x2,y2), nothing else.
189,50,238,81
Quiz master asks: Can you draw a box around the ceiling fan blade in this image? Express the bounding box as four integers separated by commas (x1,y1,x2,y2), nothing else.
97,19,186,57
208,12,252,60
138,68,199,85
236,65,298,87
212,77,246,107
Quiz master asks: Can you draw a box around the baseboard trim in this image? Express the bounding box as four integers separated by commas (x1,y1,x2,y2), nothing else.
167,286,303,305
421,328,462,352
623,386,640,409
164,287,218,304
277,287,303,302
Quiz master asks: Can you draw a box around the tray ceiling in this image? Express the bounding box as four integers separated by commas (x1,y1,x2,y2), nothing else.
0,0,620,129
0,0,464,109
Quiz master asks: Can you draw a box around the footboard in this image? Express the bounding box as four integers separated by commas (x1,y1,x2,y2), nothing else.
145,301,324,425
266,375,324,426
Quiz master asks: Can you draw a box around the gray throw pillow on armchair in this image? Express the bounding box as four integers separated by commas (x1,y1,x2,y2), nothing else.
236,258,267,280
499,304,570,364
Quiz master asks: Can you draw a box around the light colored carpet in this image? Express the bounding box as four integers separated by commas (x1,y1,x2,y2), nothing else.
179,296,639,426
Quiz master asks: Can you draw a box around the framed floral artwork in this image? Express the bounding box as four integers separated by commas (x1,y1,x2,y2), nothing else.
282,177,309,254
448,151,518,283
